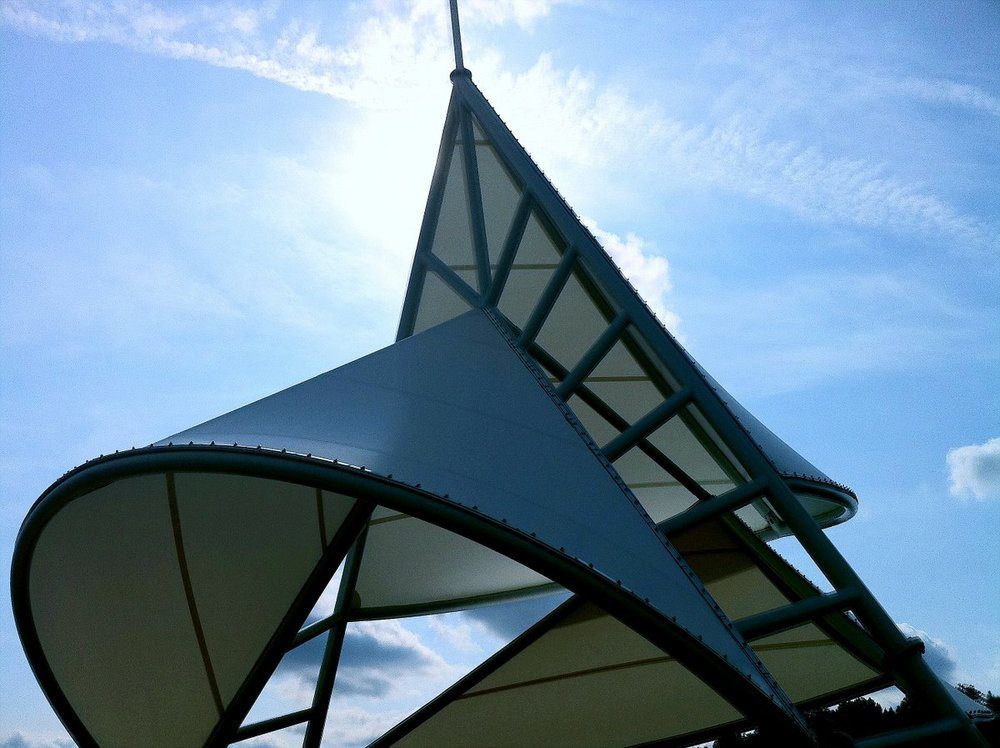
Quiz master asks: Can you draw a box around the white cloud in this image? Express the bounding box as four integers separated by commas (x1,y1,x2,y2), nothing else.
893,77,1000,119
320,703,409,748
581,218,680,333
0,733,72,748
336,619,459,699
866,686,905,710
0,1,566,109
428,617,484,654
896,622,959,682
463,0,563,29
947,437,1000,501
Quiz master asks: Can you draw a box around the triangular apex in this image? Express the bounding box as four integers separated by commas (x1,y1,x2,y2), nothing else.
397,89,529,339
396,74,856,541
158,310,798,724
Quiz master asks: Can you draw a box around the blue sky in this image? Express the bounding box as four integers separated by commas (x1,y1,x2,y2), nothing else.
1,1,998,745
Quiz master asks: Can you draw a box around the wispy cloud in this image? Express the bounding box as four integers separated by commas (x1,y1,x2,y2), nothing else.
0,0,562,109
947,437,1000,501
684,271,983,395
428,617,484,654
4,1,995,256
663,117,996,251
274,618,455,702
321,703,409,748
475,59,997,257
890,77,1000,119
243,617,464,746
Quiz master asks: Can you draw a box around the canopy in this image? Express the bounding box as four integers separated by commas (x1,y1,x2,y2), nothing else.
13,311,805,745
12,32,981,748
397,77,856,541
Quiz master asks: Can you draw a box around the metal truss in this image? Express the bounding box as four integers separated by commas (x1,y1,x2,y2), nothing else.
220,56,988,747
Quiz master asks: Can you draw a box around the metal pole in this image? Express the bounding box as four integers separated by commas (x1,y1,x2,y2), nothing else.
302,525,372,748
761,476,988,747
449,0,464,71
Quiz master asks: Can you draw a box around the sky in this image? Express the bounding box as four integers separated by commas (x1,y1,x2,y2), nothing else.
1,0,998,746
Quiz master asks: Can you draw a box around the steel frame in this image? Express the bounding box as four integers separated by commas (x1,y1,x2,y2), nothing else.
378,59,986,747
14,442,819,747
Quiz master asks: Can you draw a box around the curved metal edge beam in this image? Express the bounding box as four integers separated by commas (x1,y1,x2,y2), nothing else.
778,478,858,533
11,456,375,748
12,445,812,745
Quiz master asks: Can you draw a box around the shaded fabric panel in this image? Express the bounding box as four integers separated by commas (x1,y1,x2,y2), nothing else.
568,393,699,524
412,271,474,334
429,143,476,270
754,623,880,703
497,210,563,330
644,408,738,495
173,473,356,706
393,602,740,748
675,521,881,697
354,512,553,615
470,115,522,266
28,474,219,747
585,336,668,424
389,523,880,748
533,270,614,371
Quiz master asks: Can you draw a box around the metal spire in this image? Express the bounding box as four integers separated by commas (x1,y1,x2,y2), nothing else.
449,0,465,72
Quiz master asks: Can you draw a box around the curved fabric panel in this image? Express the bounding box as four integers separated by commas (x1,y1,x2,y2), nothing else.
472,119,522,265
388,601,741,748
496,209,564,329
19,470,359,747
27,474,218,747
381,520,881,748
355,511,553,616
172,473,354,703
429,142,476,270
412,271,473,335
674,520,881,697
754,623,880,704
160,310,789,706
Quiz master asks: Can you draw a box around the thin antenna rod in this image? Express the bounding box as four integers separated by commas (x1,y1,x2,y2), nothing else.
449,0,465,71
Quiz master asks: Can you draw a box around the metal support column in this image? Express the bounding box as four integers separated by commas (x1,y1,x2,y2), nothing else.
759,476,987,747
301,524,372,748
